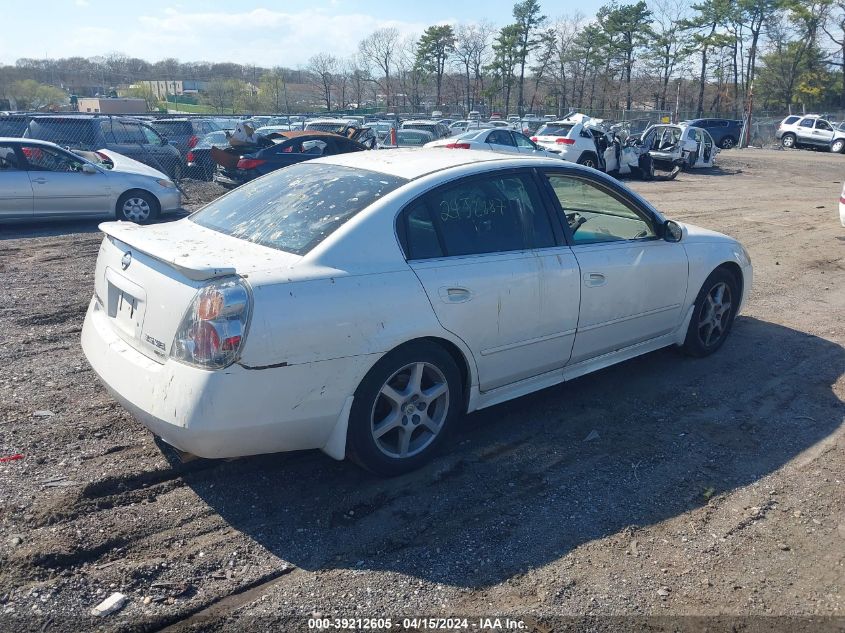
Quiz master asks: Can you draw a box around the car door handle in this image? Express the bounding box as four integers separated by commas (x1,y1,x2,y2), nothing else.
31,177,47,184
583,272,607,287
438,286,473,303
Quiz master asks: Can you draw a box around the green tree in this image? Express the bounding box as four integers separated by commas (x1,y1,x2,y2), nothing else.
513,0,547,115
489,24,521,115
599,1,654,110
10,79,67,110
416,25,456,108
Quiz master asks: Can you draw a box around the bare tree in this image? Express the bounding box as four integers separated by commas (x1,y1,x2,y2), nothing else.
359,27,400,109
307,53,338,111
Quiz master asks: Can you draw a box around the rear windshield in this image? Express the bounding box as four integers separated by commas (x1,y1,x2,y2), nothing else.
403,123,436,132
536,124,573,136
190,162,407,255
0,117,27,136
150,121,193,135
305,122,347,133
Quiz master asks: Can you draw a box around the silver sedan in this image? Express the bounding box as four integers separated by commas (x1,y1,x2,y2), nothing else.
0,138,181,224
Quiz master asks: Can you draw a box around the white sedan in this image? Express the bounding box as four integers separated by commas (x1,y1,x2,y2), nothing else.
81,150,752,476
424,128,560,158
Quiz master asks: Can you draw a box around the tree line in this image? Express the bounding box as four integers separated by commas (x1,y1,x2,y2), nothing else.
3,0,844,117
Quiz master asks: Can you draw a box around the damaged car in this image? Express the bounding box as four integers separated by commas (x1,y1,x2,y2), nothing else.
639,124,719,169
212,130,370,189
81,149,752,476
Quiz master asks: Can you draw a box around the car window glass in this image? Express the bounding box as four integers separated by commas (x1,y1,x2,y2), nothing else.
784,116,799,125
423,172,554,256
140,125,161,144
120,121,147,143
545,173,655,245
21,145,85,172
27,119,97,147
487,130,515,146
191,163,406,255
404,201,444,259
0,144,20,170
514,133,535,148
106,121,130,143
799,118,815,128
816,120,833,131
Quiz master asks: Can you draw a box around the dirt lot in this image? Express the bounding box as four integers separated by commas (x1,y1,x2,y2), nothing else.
0,149,843,632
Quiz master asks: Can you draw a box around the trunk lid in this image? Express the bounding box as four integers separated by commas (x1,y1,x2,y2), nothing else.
94,219,300,362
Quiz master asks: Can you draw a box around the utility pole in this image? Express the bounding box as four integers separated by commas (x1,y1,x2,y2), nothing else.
674,79,681,123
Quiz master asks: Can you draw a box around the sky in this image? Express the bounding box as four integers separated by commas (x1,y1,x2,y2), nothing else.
0,0,607,68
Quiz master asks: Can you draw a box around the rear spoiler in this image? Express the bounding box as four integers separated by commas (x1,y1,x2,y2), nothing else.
99,221,237,281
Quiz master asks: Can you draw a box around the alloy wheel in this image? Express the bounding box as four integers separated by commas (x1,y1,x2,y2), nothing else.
697,281,733,348
370,362,450,459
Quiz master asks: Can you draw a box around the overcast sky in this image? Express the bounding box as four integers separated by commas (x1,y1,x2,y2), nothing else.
2,0,607,68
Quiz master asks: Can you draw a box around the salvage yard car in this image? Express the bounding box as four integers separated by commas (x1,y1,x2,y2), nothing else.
640,124,718,169
0,137,180,223
776,114,845,153
425,127,560,158
531,114,603,168
81,150,752,476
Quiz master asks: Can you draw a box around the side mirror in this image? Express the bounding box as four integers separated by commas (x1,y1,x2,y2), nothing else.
159,136,168,146
82,163,97,174
663,219,683,243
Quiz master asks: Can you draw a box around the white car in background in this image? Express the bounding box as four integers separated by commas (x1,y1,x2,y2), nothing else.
531,114,603,168
424,128,560,158
81,149,752,476
640,124,719,169
0,137,180,224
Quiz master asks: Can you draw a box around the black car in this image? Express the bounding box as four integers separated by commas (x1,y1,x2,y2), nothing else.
213,132,367,189
23,115,183,179
187,130,231,181
685,118,743,149
148,118,221,172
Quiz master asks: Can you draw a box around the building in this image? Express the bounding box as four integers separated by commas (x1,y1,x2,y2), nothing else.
77,97,147,114
138,80,209,100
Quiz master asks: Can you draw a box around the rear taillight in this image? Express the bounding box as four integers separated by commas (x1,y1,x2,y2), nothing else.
556,137,575,145
530,136,538,142
186,151,195,163
171,277,251,369
187,135,199,149
237,158,266,170
445,142,471,149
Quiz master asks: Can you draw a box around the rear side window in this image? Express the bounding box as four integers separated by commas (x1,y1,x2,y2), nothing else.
191,163,406,255
0,144,20,169
150,121,192,136
783,116,800,125
401,172,554,259
799,118,815,128
27,119,97,147
0,117,27,137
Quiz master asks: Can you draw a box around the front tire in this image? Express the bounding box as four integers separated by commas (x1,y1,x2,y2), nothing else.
682,269,739,357
347,342,463,476
831,138,845,154
116,190,159,224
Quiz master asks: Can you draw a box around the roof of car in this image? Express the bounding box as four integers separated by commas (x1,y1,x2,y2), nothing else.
402,120,439,125
0,136,62,146
315,147,554,180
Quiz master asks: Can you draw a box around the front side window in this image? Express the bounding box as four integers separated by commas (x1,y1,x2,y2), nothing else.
816,120,833,131
544,173,655,245
514,133,535,149
140,125,163,145
403,172,554,259
21,145,86,172
191,163,406,255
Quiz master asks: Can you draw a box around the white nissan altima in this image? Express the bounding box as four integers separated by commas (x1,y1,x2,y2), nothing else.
81,149,752,476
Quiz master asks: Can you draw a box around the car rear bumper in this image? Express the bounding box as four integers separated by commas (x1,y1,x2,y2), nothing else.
81,296,372,458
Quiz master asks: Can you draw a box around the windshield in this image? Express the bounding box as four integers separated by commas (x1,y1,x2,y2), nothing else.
191,163,407,255
536,124,574,136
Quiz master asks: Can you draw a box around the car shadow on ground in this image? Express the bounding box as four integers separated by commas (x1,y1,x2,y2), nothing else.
182,316,843,589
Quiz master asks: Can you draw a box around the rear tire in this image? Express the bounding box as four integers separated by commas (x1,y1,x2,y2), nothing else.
682,268,739,357
781,133,796,149
577,152,599,169
720,136,736,149
116,190,159,224
347,342,463,477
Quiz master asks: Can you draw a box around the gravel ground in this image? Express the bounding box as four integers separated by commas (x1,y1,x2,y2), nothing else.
0,149,843,633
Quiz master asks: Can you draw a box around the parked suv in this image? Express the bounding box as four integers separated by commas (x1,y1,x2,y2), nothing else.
148,118,221,176
685,118,742,149
776,114,845,153
23,115,183,179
